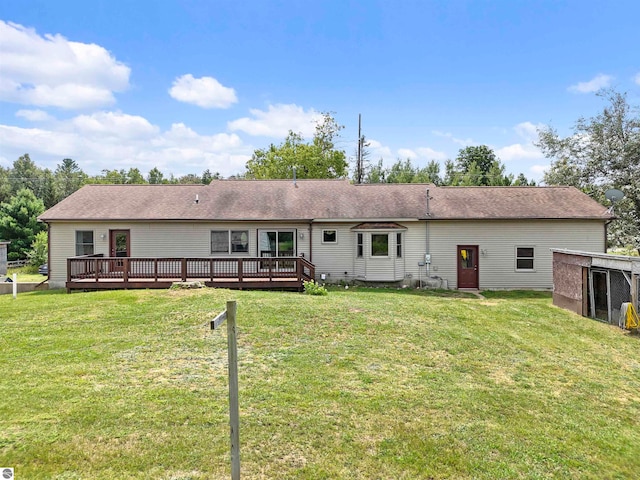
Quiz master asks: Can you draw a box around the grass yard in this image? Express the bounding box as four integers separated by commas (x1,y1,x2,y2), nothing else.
1,287,639,479
5,266,47,283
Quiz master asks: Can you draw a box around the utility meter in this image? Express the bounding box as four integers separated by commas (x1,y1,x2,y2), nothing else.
425,254,431,264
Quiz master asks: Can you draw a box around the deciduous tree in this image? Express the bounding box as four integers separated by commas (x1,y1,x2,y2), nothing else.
537,89,640,251
246,113,348,179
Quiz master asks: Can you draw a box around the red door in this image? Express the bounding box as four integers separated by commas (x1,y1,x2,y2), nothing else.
457,245,479,289
110,230,130,271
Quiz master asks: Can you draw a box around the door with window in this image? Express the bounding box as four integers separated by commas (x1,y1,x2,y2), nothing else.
457,245,479,289
110,230,130,271
258,230,295,269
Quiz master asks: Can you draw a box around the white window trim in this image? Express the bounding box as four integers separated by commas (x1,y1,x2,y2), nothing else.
322,229,338,244
75,230,95,257
515,245,535,272
370,233,390,258
211,230,250,255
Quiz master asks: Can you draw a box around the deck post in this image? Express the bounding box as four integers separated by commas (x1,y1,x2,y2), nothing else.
123,258,129,285
238,258,244,284
154,258,159,282
210,258,214,282
182,258,187,282
95,258,100,282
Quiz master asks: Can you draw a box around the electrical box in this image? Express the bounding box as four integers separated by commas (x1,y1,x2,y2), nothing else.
425,254,431,264
418,262,425,267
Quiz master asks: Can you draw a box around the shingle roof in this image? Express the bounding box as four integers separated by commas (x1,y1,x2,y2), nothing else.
39,180,612,222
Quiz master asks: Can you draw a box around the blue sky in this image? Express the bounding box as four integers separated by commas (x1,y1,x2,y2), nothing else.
1,0,639,181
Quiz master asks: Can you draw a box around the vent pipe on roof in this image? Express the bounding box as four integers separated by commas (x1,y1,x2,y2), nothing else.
293,166,297,187
195,194,199,204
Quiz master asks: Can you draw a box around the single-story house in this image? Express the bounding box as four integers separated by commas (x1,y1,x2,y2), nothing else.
38,179,612,291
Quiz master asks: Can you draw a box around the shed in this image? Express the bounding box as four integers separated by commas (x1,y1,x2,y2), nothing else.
552,249,640,325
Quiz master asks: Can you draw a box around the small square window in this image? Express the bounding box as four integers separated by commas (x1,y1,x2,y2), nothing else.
322,230,337,243
516,247,535,271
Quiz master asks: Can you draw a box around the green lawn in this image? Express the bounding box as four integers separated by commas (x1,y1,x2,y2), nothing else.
1,287,639,479
6,266,47,283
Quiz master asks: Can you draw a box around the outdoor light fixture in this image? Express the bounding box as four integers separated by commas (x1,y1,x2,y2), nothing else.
100,233,107,240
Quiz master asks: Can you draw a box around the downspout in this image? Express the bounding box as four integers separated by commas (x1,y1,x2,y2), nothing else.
425,188,431,278
309,221,313,263
604,219,612,252
45,221,51,282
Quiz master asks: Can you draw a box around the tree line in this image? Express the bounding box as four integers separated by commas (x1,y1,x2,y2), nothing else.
0,155,222,209
2,90,638,261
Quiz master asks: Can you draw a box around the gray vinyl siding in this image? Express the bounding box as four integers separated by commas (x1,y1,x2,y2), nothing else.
313,222,426,283
311,223,358,282
47,221,310,288
47,218,605,290
427,220,605,289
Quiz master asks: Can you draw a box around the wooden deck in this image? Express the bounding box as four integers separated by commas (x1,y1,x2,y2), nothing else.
66,256,315,292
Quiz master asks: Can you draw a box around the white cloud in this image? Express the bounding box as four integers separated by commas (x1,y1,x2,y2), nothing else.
415,147,448,161
568,74,613,94
490,121,546,163
169,74,237,109
514,121,544,142
366,139,394,161
228,104,322,137
0,21,130,109
0,113,251,177
529,163,552,182
635,72,640,85
397,147,447,161
15,109,55,122
397,148,417,159
495,143,545,162
530,164,549,175
431,130,474,147
72,111,159,139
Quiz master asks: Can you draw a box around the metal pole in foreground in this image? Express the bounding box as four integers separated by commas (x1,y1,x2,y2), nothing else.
226,300,240,480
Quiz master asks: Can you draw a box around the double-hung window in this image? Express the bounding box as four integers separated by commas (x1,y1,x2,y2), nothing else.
515,246,535,271
75,231,94,256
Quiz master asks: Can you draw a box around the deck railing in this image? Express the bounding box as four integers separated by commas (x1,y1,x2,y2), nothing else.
67,255,315,287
